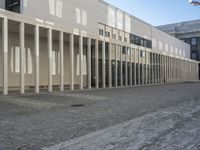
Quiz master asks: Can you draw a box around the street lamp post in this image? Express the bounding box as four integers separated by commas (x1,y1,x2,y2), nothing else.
189,0,200,5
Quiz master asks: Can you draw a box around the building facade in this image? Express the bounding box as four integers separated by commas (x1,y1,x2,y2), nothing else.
0,0,199,95
157,20,200,79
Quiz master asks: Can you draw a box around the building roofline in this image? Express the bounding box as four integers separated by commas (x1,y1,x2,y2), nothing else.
98,0,153,27
157,19,200,28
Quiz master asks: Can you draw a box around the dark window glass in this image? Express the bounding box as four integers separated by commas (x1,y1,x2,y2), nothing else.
130,34,152,48
140,50,143,57
144,40,148,47
192,52,198,60
140,38,144,46
6,0,20,13
122,46,126,54
191,38,197,45
124,37,127,42
185,38,190,44
99,29,104,36
113,33,116,39
105,31,110,38
119,36,122,41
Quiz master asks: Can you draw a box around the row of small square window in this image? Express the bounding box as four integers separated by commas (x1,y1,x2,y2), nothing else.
121,46,146,58
181,37,200,46
99,28,128,42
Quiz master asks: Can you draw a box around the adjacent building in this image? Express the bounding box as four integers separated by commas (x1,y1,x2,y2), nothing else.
157,19,200,78
0,0,199,95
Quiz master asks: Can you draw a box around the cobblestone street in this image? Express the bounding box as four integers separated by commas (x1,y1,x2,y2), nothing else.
1,83,200,150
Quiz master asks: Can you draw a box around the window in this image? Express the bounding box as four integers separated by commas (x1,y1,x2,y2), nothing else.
105,31,110,38
99,28,104,36
140,50,143,57
192,52,198,60
76,8,81,24
130,34,152,48
6,0,20,13
124,37,127,42
144,40,148,47
122,46,126,54
140,38,144,46
113,33,116,39
127,47,130,55
191,38,197,45
118,35,122,41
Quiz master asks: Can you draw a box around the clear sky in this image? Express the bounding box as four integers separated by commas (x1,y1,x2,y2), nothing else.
104,0,200,26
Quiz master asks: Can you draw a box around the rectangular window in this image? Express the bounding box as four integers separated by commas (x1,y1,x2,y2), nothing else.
130,34,152,49
127,47,130,55
118,35,122,41
99,28,104,36
105,31,110,38
124,37,127,42
6,0,20,13
140,50,145,58
122,46,126,54
191,38,197,45
76,8,81,24
113,33,116,39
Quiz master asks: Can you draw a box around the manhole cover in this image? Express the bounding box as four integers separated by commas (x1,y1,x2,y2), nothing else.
71,104,85,107
168,89,176,92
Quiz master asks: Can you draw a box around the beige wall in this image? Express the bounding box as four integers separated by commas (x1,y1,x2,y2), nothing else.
0,31,88,88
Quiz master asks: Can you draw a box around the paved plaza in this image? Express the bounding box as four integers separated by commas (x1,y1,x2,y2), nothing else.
1,83,200,150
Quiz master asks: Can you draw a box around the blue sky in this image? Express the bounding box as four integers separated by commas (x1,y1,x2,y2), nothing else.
104,0,200,26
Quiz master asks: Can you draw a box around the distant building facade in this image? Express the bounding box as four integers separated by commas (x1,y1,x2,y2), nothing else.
157,19,200,79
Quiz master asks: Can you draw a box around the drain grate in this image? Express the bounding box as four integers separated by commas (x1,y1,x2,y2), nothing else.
71,104,85,107
168,89,176,92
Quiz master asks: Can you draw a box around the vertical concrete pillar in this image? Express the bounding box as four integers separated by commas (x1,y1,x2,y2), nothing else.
156,54,159,84
145,51,148,84
157,54,159,84
70,33,74,90
34,25,40,93
164,56,166,83
160,55,162,83
95,40,99,89
134,49,136,85
108,42,112,88
120,45,123,87
79,36,83,90
59,31,64,91
166,56,168,83
141,52,144,85
125,47,128,86
20,22,25,94
48,28,52,92
130,48,133,86
159,55,161,84
87,38,91,89
169,57,171,83
115,44,118,87
2,18,8,95
168,57,171,83
170,57,172,83
151,53,154,84
178,59,180,82
162,55,164,84
138,50,140,85
159,54,161,84
102,41,106,88
176,59,178,83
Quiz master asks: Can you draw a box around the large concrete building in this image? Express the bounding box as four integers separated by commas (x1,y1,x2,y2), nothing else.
157,20,200,79
0,0,199,95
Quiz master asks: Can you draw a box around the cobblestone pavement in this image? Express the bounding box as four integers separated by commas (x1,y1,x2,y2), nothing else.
0,83,200,150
